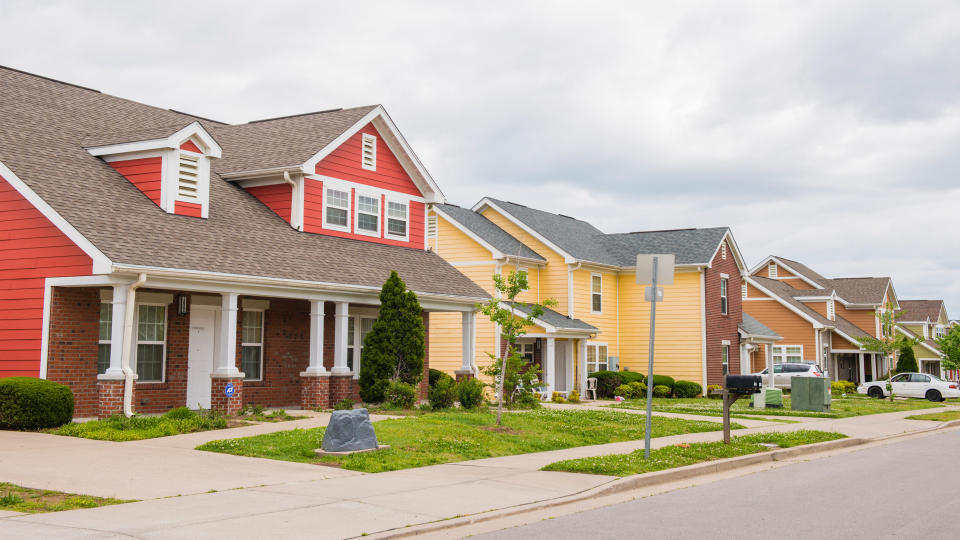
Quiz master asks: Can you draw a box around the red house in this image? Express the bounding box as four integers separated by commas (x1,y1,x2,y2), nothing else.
0,66,486,418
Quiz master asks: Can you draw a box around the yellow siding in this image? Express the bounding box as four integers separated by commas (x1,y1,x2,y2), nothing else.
573,268,619,359
435,215,496,262
904,323,926,339
618,270,704,386
501,263,540,304
914,343,939,360
480,207,569,314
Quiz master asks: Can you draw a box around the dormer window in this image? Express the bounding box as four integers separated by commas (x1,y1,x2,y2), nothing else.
768,263,778,278
324,188,350,229
356,194,380,235
361,134,377,171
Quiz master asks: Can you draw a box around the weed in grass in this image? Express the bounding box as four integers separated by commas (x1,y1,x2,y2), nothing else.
905,410,960,422
613,395,943,419
51,409,228,441
0,482,132,514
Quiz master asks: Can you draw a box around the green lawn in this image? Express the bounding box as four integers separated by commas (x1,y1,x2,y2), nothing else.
0,482,133,513
543,430,847,476
197,409,740,473
52,408,230,441
905,410,960,422
613,395,945,419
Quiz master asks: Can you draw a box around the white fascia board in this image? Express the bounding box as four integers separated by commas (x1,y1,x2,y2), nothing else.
895,325,942,356
747,255,824,289
0,160,112,274
299,106,445,204
833,328,864,349
86,121,222,159
170,122,222,158
744,276,826,329
432,207,504,259
706,229,747,272
498,301,558,333
885,280,900,309
472,198,578,263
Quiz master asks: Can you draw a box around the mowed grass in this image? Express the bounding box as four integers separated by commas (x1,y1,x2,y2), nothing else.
52,408,229,441
543,430,847,476
905,410,960,422
197,409,738,473
0,482,133,513
613,395,945,419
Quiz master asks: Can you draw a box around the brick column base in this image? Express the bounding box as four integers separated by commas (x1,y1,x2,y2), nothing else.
301,374,331,410
210,377,244,415
97,378,125,419
329,375,359,405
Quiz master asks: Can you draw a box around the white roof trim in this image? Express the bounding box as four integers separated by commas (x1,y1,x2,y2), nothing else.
706,229,747,272
744,276,826,329
749,256,824,289
432,206,504,259
498,301,595,335
86,121,222,159
0,159,112,274
300,106,445,204
473,198,578,263
895,325,943,357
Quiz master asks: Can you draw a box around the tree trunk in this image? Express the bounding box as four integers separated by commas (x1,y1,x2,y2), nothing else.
495,348,506,426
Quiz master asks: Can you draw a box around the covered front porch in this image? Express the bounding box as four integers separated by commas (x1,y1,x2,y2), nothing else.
829,350,887,384
43,273,479,418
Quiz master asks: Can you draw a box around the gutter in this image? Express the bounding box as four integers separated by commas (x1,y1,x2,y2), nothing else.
121,272,147,417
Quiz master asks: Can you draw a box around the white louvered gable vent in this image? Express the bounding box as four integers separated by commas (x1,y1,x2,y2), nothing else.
361,133,377,171
178,153,200,199
427,214,438,239
768,263,777,278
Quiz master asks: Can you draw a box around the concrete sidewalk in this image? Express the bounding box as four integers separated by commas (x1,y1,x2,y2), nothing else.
0,405,956,539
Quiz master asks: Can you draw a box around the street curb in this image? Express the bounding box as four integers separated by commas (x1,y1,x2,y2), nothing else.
374,436,867,539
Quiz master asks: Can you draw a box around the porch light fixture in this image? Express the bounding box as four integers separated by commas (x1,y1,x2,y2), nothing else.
177,294,189,316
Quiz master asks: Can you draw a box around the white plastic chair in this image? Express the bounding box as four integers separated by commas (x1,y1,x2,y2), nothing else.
586,377,598,400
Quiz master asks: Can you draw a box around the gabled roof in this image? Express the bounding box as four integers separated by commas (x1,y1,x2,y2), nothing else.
0,65,485,301
739,313,782,340
748,276,833,328
507,302,597,333
827,277,894,306
895,325,943,356
473,197,736,268
898,300,947,323
433,204,545,262
769,256,830,285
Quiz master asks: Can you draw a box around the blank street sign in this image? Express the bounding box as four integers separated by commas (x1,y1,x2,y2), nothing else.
635,254,675,285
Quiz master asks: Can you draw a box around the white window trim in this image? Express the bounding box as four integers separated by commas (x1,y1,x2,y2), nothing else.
772,344,803,364
134,303,168,383
322,183,351,233
385,197,410,241
722,343,730,374
241,309,265,382
720,277,728,315
361,133,377,171
518,266,529,291
98,302,112,375
348,315,377,376
585,342,609,373
354,190,382,238
590,273,603,314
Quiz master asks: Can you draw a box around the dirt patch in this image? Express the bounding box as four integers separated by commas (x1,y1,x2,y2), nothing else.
478,425,522,435
313,461,343,468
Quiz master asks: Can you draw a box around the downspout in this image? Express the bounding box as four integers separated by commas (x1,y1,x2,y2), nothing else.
283,171,300,230
121,272,147,417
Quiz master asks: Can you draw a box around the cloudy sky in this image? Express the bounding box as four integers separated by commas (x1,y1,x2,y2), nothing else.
2,1,959,313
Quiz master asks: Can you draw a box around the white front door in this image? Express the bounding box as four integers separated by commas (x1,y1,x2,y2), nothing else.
186,307,217,409
555,341,568,392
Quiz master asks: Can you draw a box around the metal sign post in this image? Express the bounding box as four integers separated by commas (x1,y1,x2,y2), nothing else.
636,254,674,459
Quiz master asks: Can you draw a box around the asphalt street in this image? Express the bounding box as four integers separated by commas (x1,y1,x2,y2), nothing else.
477,428,960,540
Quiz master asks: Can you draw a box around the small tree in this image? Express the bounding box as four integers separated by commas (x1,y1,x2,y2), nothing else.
856,303,919,401
895,345,918,374
935,325,960,375
359,271,425,403
478,269,555,426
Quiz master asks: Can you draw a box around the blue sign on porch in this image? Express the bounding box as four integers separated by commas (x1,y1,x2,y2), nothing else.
224,383,235,398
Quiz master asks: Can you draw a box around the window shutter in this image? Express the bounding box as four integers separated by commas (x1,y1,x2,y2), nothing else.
178,153,200,199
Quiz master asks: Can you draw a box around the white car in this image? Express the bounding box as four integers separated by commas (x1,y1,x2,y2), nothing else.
754,363,825,389
858,372,960,402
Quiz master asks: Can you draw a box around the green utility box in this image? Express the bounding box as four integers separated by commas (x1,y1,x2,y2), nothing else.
791,377,831,412
751,388,783,409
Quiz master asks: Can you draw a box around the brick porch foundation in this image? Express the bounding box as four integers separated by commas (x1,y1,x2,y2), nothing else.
96,378,124,418
211,377,244,414
300,374,331,409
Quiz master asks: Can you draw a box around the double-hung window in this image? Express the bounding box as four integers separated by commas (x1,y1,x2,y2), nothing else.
347,317,376,373
586,343,608,374
136,305,166,382
241,310,264,381
722,344,730,375
591,274,602,313
325,188,350,229
772,345,802,364
519,342,535,363
386,200,408,239
720,278,728,315
97,303,112,374
356,194,379,235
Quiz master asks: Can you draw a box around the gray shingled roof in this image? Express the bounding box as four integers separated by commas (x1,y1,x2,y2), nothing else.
740,313,781,339
750,277,876,340
0,66,487,301
509,303,597,332
898,300,945,322
827,277,891,305
435,204,545,261
481,198,729,266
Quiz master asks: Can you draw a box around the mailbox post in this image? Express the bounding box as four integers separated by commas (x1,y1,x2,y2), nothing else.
720,374,762,444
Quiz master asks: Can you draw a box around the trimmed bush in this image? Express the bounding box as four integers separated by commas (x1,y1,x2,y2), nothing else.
831,381,857,396
429,368,453,388
653,384,671,398
0,377,74,430
428,377,457,410
591,370,623,399
895,346,918,374
629,381,646,397
386,381,417,409
706,384,722,399
457,378,484,409
618,371,645,385
673,380,701,399
163,407,196,420
614,384,633,398
650,375,675,390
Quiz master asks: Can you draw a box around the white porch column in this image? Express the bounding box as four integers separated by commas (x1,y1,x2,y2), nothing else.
765,343,774,389
871,354,878,382
545,337,557,394
578,338,587,394
458,311,476,376
332,302,351,375
213,292,242,377
100,285,128,379
858,352,866,385
302,300,329,376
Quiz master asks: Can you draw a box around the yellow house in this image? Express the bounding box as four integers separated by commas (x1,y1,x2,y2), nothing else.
896,300,950,378
427,198,766,395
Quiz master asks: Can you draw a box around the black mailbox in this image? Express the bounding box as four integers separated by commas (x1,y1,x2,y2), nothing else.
724,375,762,395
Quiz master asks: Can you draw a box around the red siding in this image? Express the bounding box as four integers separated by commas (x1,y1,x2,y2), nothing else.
180,140,202,153
705,239,743,386
0,175,93,378
108,156,163,207
315,123,421,196
246,183,293,223
174,201,203,218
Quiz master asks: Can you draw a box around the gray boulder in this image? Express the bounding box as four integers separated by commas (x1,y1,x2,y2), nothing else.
321,408,379,452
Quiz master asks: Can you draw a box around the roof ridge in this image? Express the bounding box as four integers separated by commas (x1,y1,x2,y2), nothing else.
0,64,101,93
245,105,378,124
